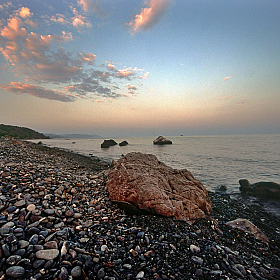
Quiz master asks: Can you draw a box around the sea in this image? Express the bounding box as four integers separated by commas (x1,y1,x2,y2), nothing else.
30,134,280,196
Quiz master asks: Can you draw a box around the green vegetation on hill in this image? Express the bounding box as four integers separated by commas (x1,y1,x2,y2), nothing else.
0,124,49,139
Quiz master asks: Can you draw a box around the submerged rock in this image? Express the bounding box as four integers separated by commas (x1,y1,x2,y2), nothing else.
153,136,172,145
239,179,280,199
106,152,212,222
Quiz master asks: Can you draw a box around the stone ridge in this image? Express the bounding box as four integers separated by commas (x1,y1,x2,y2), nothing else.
106,152,212,222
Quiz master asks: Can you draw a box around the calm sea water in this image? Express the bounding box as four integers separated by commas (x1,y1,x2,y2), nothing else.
30,134,280,195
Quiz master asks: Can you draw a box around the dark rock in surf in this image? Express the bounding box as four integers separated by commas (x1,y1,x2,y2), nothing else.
101,139,118,148
239,179,280,199
119,140,128,146
153,136,172,145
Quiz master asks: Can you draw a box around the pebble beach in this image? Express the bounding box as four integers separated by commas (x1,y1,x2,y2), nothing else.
0,139,280,280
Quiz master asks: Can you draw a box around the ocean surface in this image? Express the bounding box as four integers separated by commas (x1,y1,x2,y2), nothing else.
30,134,280,195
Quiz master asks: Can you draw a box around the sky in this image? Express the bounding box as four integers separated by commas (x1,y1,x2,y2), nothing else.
0,0,279,137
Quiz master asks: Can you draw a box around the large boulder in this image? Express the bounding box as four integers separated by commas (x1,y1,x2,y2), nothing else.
106,152,212,222
101,139,117,148
153,136,172,145
239,179,280,199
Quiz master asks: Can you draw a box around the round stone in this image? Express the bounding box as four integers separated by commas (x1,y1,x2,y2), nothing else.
71,266,82,278
36,249,59,260
44,241,58,249
65,210,74,217
14,200,26,207
27,204,36,212
44,209,55,215
7,206,17,213
190,244,200,253
0,228,11,235
18,240,29,249
6,266,25,278
74,213,82,219
33,259,45,269
101,244,108,252
191,256,204,265
123,264,132,270
136,271,145,279
2,221,15,228
32,209,41,216
97,268,105,279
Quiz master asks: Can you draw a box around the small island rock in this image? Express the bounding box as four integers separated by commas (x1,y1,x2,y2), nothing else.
119,140,129,146
101,139,118,148
153,136,172,145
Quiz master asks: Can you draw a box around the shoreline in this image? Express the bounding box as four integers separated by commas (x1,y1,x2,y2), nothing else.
1,139,280,279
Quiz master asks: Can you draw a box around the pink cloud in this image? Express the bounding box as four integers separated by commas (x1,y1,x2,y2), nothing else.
140,72,149,79
107,63,116,71
72,8,92,28
117,68,133,78
128,0,171,34
79,52,96,63
124,83,138,94
50,14,69,25
224,76,231,81
1,17,27,41
1,82,74,102
19,7,32,18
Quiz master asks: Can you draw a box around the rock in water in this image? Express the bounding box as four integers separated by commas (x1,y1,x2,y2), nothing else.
106,152,212,222
119,140,129,146
226,218,269,242
239,179,280,199
153,136,172,145
101,139,118,148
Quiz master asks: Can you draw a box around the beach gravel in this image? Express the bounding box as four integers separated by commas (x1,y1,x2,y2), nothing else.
0,139,280,279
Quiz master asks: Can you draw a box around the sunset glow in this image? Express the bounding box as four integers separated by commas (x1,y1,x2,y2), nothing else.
0,0,279,137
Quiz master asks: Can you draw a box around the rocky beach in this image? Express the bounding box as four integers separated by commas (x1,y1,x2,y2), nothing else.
0,139,280,280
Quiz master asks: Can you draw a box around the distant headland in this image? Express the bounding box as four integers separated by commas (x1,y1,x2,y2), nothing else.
0,124,49,140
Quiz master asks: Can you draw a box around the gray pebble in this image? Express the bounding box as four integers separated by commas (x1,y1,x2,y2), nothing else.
6,266,25,278
97,268,105,279
36,249,59,260
71,266,82,278
191,256,203,265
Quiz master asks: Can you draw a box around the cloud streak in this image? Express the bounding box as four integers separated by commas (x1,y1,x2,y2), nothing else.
128,0,171,34
1,82,74,102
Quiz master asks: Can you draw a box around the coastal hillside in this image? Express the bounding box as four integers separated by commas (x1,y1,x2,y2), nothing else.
0,124,49,139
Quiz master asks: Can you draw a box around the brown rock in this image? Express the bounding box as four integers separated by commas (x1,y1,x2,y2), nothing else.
226,218,269,243
106,152,212,222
